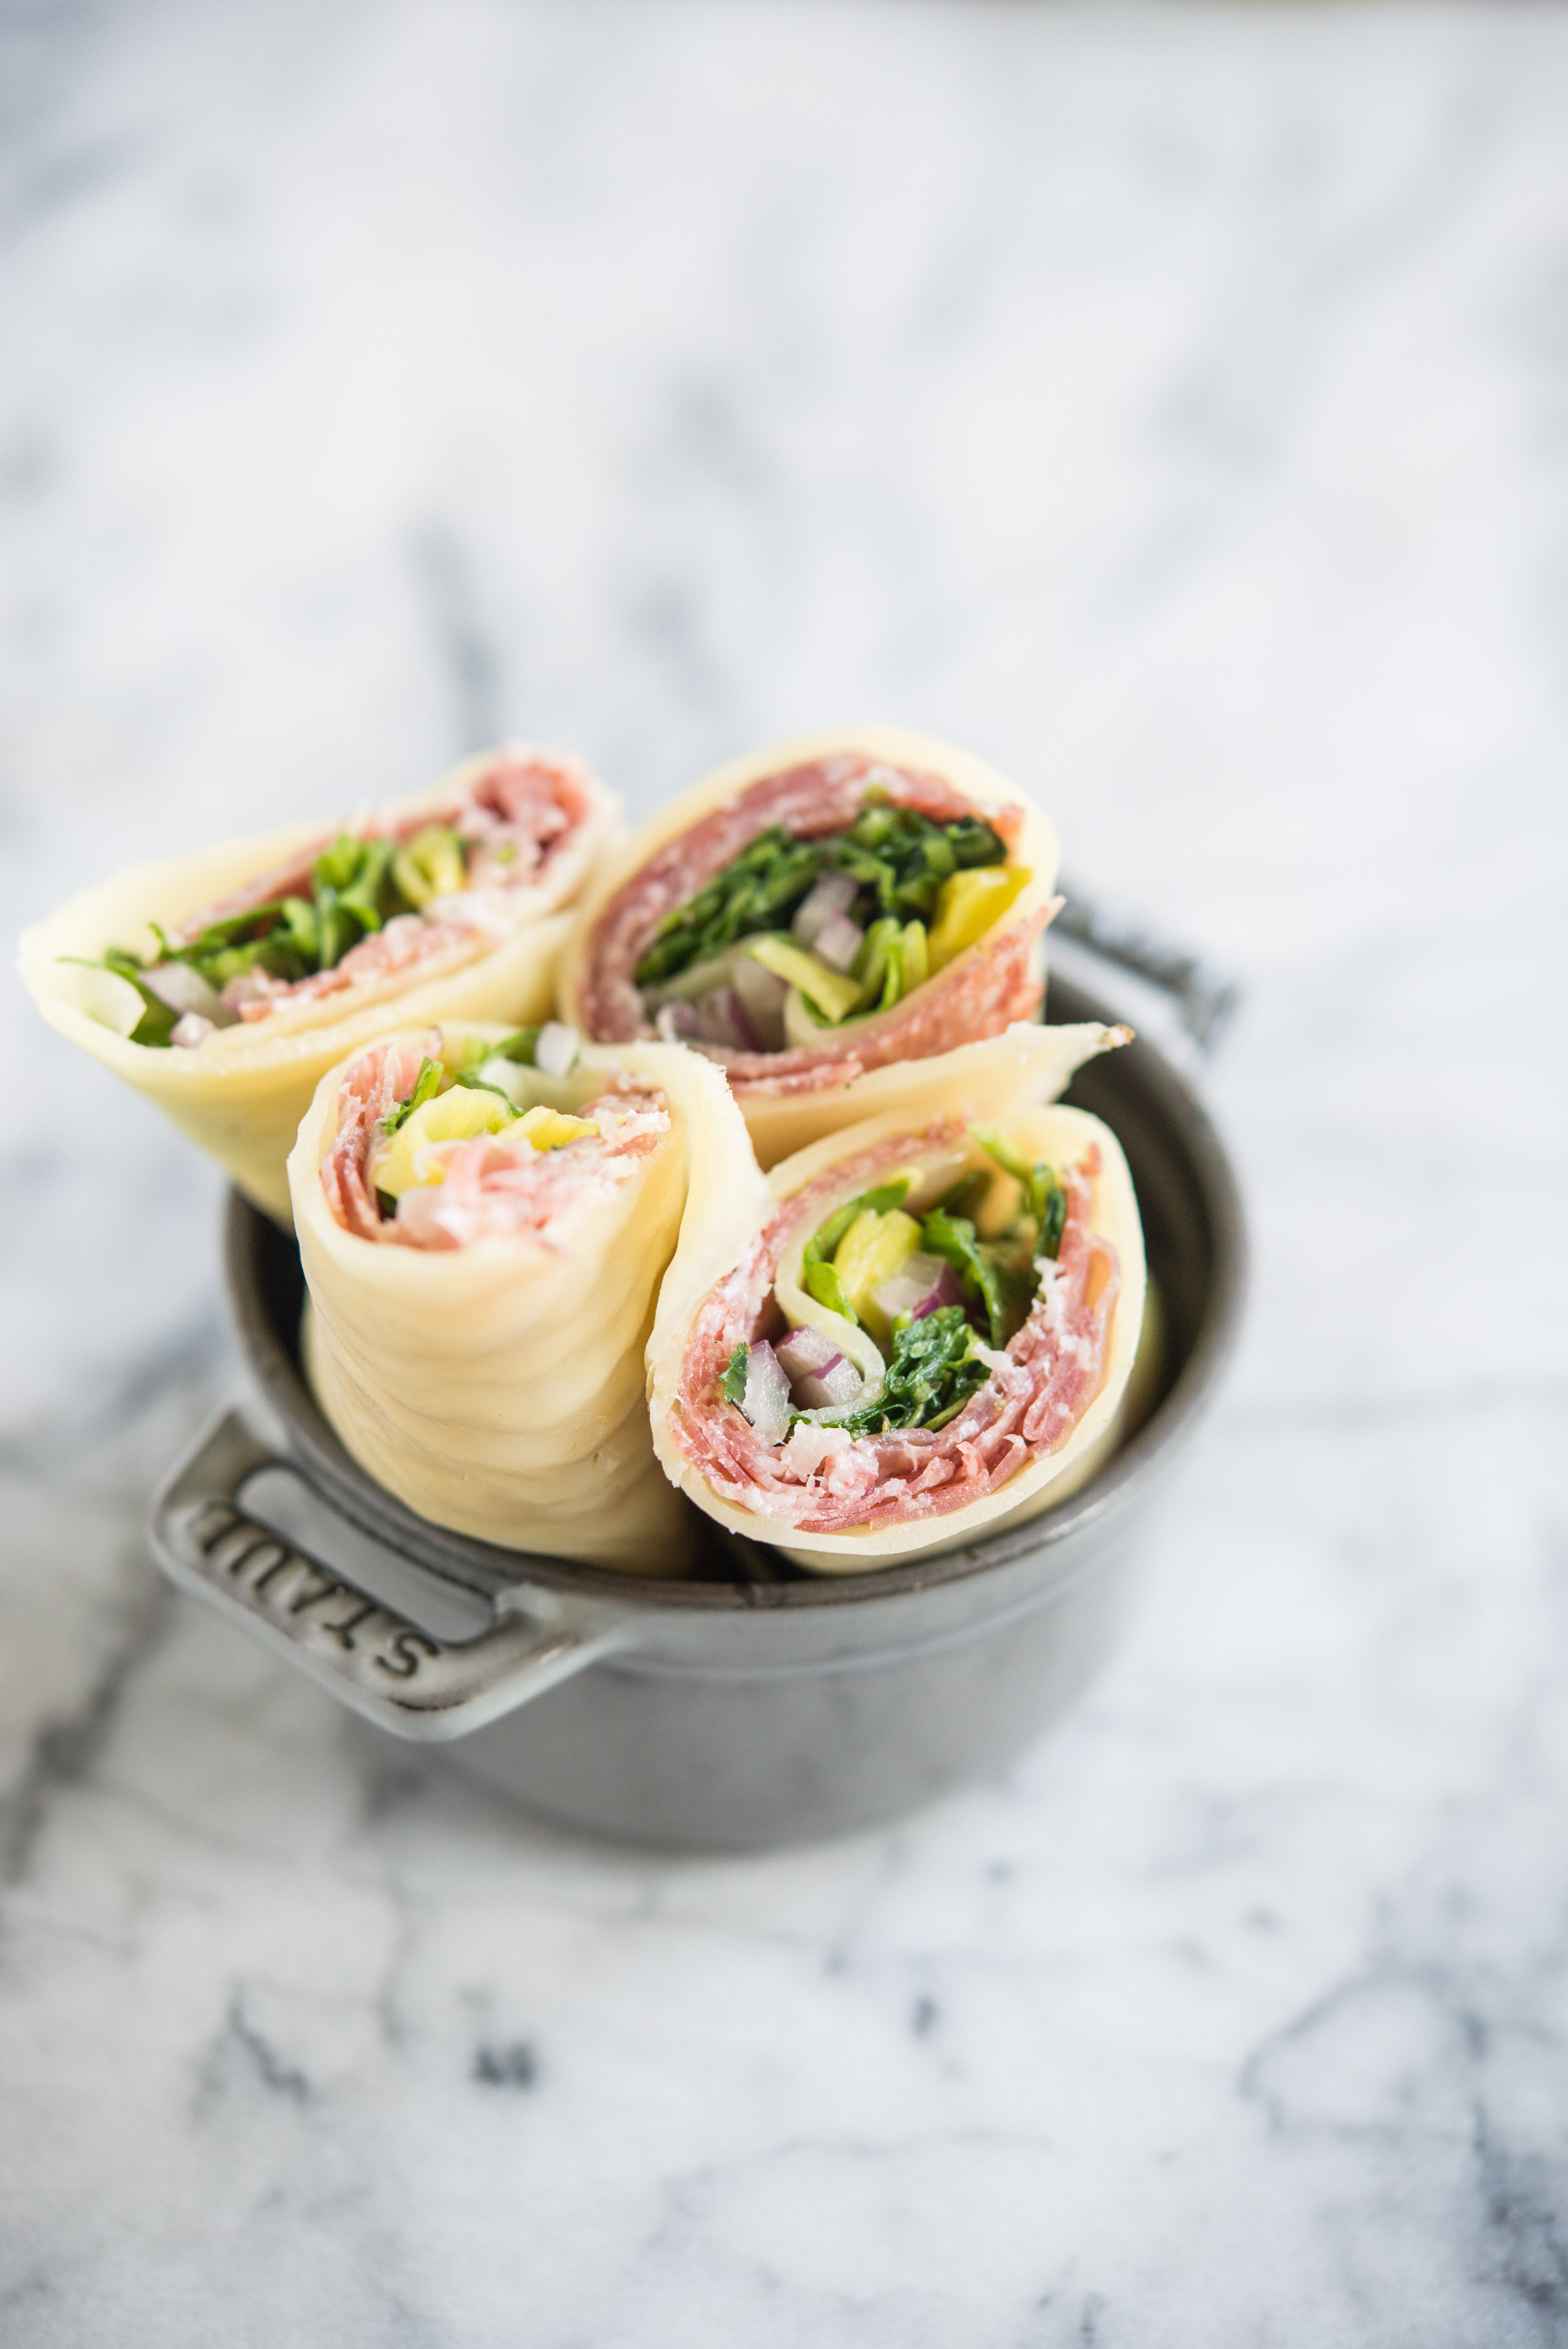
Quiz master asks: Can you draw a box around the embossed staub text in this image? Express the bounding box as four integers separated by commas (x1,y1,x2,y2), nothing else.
185,1501,442,1680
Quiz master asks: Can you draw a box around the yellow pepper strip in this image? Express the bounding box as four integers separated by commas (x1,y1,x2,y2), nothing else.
832,1207,923,1340
512,1107,600,1151
926,866,1031,972
392,824,468,909
371,1085,517,1198
745,935,864,1024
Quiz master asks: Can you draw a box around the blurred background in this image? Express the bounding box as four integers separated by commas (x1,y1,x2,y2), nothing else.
3,6,1566,2345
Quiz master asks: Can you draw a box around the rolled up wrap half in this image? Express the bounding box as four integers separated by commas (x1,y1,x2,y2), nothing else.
289,1023,767,1574
558,725,1063,1168
647,1023,1145,1572
20,747,618,1221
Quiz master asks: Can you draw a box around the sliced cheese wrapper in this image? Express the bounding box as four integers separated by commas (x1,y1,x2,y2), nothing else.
19,749,618,1223
290,1026,768,1575
558,724,1064,1167
647,1029,1146,1571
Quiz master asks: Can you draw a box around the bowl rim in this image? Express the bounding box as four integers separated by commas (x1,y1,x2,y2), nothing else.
230,977,1247,1616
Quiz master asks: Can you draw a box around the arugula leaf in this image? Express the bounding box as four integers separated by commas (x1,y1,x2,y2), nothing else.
969,1126,1066,1256
978,1224,1042,1341
477,1028,541,1066
152,902,294,961
335,838,396,933
721,1342,750,1407
65,949,181,1046
824,804,1003,923
635,828,823,985
934,1169,990,1221
375,1187,398,1222
382,1055,443,1134
313,882,349,973
838,1306,990,1436
276,896,319,959
449,1028,540,1098
126,992,179,1047
920,1208,1007,1346
312,833,365,894
803,1260,855,1320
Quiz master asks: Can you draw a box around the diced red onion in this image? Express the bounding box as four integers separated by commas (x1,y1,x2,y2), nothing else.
725,988,760,1050
793,1355,863,1411
170,1012,217,1049
144,962,239,1026
656,1002,697,1044
690,987,751,1049
222,969,283,1009
731,955,788,1051
535,1021,579,1076
813,910,865,973
871,1253,963,1327
791,870,858,947
775,1325,842,1380
740,1340,792,1447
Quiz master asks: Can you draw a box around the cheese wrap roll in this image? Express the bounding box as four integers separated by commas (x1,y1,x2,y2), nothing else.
648,1025,1145,1572
289,1020,765,1575
21,745,617,1221
558,725,1064,1167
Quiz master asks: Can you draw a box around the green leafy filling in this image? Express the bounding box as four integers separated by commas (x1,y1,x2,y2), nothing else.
920,1208,1009,1348
96,828,472,1047
756,1134,1076,1443
449,1028,540,1097
721,1342,750,1408
381,1055,443,1135
475,1028,542,1065
79,946,182,1047
633,797,1005,990
837,1306,991,1437
969,1126,1067,1259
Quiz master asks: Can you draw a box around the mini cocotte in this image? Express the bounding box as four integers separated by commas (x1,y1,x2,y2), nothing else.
20,745,617,1222
289,1019,767,1574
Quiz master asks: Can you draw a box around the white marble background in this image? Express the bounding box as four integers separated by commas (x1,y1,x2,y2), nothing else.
3,3,1566,2343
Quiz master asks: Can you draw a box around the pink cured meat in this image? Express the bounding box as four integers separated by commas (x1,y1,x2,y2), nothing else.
670,1124,1119,1536
577,757,1047,1095
320,1040,668,1254
173,750,595,1021
233,914,481,1022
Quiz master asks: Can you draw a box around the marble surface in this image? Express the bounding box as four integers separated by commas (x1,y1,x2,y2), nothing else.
4,3,1567,2342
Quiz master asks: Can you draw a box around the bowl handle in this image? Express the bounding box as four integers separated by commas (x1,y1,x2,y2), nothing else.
148,1407,620,1742
1052,881,1239,1055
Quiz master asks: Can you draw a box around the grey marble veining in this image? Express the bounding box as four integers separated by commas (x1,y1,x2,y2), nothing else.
4,4,1567,2344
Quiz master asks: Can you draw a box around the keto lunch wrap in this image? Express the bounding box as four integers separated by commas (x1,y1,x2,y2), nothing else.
557,725,1062,1168
289,1019,766,1574
20,746,617,1221
647,1022,1146,1572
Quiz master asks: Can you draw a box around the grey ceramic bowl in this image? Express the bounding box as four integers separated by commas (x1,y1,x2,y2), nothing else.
150,964,1245,1850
